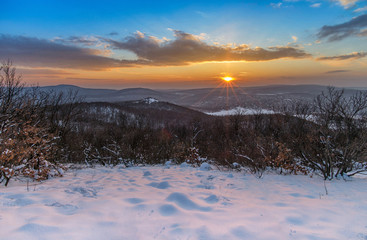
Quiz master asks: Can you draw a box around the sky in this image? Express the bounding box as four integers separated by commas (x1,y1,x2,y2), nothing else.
1,0,367,89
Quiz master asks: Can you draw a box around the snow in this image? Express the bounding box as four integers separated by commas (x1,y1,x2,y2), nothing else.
1,165,367,240
199,162,212,171
144,97,159,104
206,107,275,116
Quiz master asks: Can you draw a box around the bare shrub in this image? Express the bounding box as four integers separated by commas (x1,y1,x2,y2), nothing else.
298,87,367,179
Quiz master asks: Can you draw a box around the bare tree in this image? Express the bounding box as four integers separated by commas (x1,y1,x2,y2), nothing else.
0,60,24,115
0,61,66,186
300,87,367,179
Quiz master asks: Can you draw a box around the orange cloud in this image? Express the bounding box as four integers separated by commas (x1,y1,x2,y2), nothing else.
103,30,311,66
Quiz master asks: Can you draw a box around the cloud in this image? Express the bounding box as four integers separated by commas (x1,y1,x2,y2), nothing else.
53,36,99,46
0,34,140,70
53,36,111,50
317,52,367,61
358,28,367,36
0,31,311,70
18,68,75,76
335,0,359,8
317,13,367,41
271,2,283,8
325,69,350,74
108,32,119,36
195,11,209,18
354,6,367,12
310,3,321,8
103,30,311,65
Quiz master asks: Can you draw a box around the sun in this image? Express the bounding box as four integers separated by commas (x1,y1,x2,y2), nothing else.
222,76,234,82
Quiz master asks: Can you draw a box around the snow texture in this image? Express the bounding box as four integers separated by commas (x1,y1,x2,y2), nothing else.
143,97,159,104
1,166,367,240
206,107,275,116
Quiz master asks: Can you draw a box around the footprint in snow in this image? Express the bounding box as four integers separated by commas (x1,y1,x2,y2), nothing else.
65,187,97,198
125,198,145,204
289,193,302,198
85,180,98,184
304,194,316,199
231,226,253,239
356,233,367,240
148,181,171,189
17,223,59,233
196,179,215,189
196,226,215,239
196,184,215,190
166,192,212,212
3,194,35,207
207,175,216,181
46,202,79,215
204,195,219,204
274,202,288,207
132,204,147,212
159,204,179,216
286,216,305,226
143,171,152,177
289,193,316,199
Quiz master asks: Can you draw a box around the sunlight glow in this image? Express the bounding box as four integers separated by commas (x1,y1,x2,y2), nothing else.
222,76,234,82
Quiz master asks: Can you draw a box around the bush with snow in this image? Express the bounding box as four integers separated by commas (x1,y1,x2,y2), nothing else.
0,122,65,186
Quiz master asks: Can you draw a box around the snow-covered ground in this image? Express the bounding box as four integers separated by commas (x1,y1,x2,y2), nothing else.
206,107,275,116
1,165,367,240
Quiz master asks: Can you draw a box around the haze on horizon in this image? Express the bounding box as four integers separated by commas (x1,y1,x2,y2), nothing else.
1,0,367,89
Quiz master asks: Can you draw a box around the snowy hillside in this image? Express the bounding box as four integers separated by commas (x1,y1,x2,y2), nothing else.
205,107,275,116
1,165,366,240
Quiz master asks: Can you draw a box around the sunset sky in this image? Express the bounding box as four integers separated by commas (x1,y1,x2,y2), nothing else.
1,0,367,89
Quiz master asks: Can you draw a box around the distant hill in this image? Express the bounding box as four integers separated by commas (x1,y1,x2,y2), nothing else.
35,84,366,112
76,98,210,128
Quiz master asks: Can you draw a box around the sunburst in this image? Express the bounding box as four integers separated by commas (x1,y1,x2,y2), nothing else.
222,76,234,82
